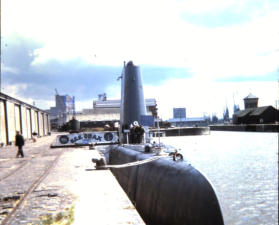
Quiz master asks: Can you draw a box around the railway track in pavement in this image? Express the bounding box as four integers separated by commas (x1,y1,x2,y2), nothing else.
0,150,64,225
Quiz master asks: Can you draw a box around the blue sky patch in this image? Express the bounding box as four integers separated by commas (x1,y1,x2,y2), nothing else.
180,1,279,28
215,71,278,82
141,66,192,85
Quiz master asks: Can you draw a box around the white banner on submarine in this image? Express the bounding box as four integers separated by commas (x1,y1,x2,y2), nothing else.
54,131,119,146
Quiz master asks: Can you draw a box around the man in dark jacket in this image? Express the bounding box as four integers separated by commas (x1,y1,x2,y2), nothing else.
15,131,25,158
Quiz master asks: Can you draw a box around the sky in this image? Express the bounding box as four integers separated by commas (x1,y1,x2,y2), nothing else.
1,0,279,119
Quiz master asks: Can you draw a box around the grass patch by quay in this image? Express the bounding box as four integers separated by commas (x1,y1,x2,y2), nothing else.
40,206,75,225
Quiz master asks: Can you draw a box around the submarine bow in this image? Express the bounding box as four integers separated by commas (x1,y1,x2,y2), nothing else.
109,146,224,225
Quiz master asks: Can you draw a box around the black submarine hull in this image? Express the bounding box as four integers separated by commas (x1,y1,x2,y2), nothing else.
108,145,224,225
111,61,224,224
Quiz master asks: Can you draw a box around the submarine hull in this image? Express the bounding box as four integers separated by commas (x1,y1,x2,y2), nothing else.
113,61,224,224
108,145,224,225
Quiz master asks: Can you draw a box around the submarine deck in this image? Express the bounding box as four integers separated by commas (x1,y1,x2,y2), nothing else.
0,133,144,225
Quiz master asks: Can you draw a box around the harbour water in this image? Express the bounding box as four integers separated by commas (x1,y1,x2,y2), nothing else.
153,131,278,225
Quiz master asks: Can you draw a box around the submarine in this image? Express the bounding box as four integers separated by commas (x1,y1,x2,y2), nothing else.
51,61,224,224
102,61,224,225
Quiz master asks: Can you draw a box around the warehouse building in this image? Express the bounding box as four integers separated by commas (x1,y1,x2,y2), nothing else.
233,94,279,124
0,92,50,146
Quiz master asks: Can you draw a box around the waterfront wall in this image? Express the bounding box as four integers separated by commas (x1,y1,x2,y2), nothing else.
108,145,224,225
150,127,210,137
0,93,50,146
210,124,279,132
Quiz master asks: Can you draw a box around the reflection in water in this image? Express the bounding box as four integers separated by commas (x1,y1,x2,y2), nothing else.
153,131,278,225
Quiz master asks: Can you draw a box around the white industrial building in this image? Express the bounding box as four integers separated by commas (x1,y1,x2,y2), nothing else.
76,98,157,122
48,93,157,128
168,107,209,127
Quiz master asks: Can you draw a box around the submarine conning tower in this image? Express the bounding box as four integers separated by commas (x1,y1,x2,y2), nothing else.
120,61,147,143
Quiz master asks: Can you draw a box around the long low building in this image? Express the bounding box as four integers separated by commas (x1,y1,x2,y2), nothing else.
48,95,157,129
75,98,157,122
168,117,209,127
0,92,50,146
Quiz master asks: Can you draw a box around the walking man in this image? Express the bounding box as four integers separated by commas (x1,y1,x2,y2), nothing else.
15,131,25,158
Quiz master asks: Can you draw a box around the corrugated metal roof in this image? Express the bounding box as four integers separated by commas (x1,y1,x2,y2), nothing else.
93,98,156,108
234,108,253,117
234,106,276,118
0,92,48,113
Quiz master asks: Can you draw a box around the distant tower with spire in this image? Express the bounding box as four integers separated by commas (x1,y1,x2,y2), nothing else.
233,93,240,113
244,93,258,109
223,106,229,122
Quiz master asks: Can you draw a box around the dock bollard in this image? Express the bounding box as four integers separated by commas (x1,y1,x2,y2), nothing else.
92,157,107,170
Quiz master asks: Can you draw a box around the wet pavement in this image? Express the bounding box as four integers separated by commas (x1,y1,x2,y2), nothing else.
0,134,144,225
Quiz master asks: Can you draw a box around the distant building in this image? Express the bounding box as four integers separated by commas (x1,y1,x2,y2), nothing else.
48,92,157,129
47,94,75,127
92,98,157,116
49,94,75,116
173,108,186,119
233,104,240,113
223,106,229,122
168,117,208,127
77,98,157,122
168,107,209,127
55,96,157,129
98,93,107,101
244,93,258,109
233,94,279,124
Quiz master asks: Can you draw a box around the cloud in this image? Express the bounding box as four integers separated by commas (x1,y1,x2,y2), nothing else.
2,34,193,110
179,0,279,28
1,34,121,103
177,0,279,15
175,0,236,14
1,63,19,74
3,0,278,72
1,34,42,71
178,11,279,80
2,0,278,115
144,78,278,119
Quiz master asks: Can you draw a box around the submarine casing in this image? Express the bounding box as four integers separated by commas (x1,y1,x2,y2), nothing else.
108,145,224,225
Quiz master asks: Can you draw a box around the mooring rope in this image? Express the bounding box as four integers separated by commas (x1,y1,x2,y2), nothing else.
98,154,170,169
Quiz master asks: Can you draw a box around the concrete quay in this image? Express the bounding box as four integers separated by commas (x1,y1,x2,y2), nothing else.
150,127,210,137
209,124,279,132
0,133,144,225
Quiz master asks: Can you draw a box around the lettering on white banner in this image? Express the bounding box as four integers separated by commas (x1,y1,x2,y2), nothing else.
56,131,118,146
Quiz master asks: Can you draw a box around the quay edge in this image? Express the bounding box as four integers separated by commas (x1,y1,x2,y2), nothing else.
150,127,210,137
210,124,279,132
